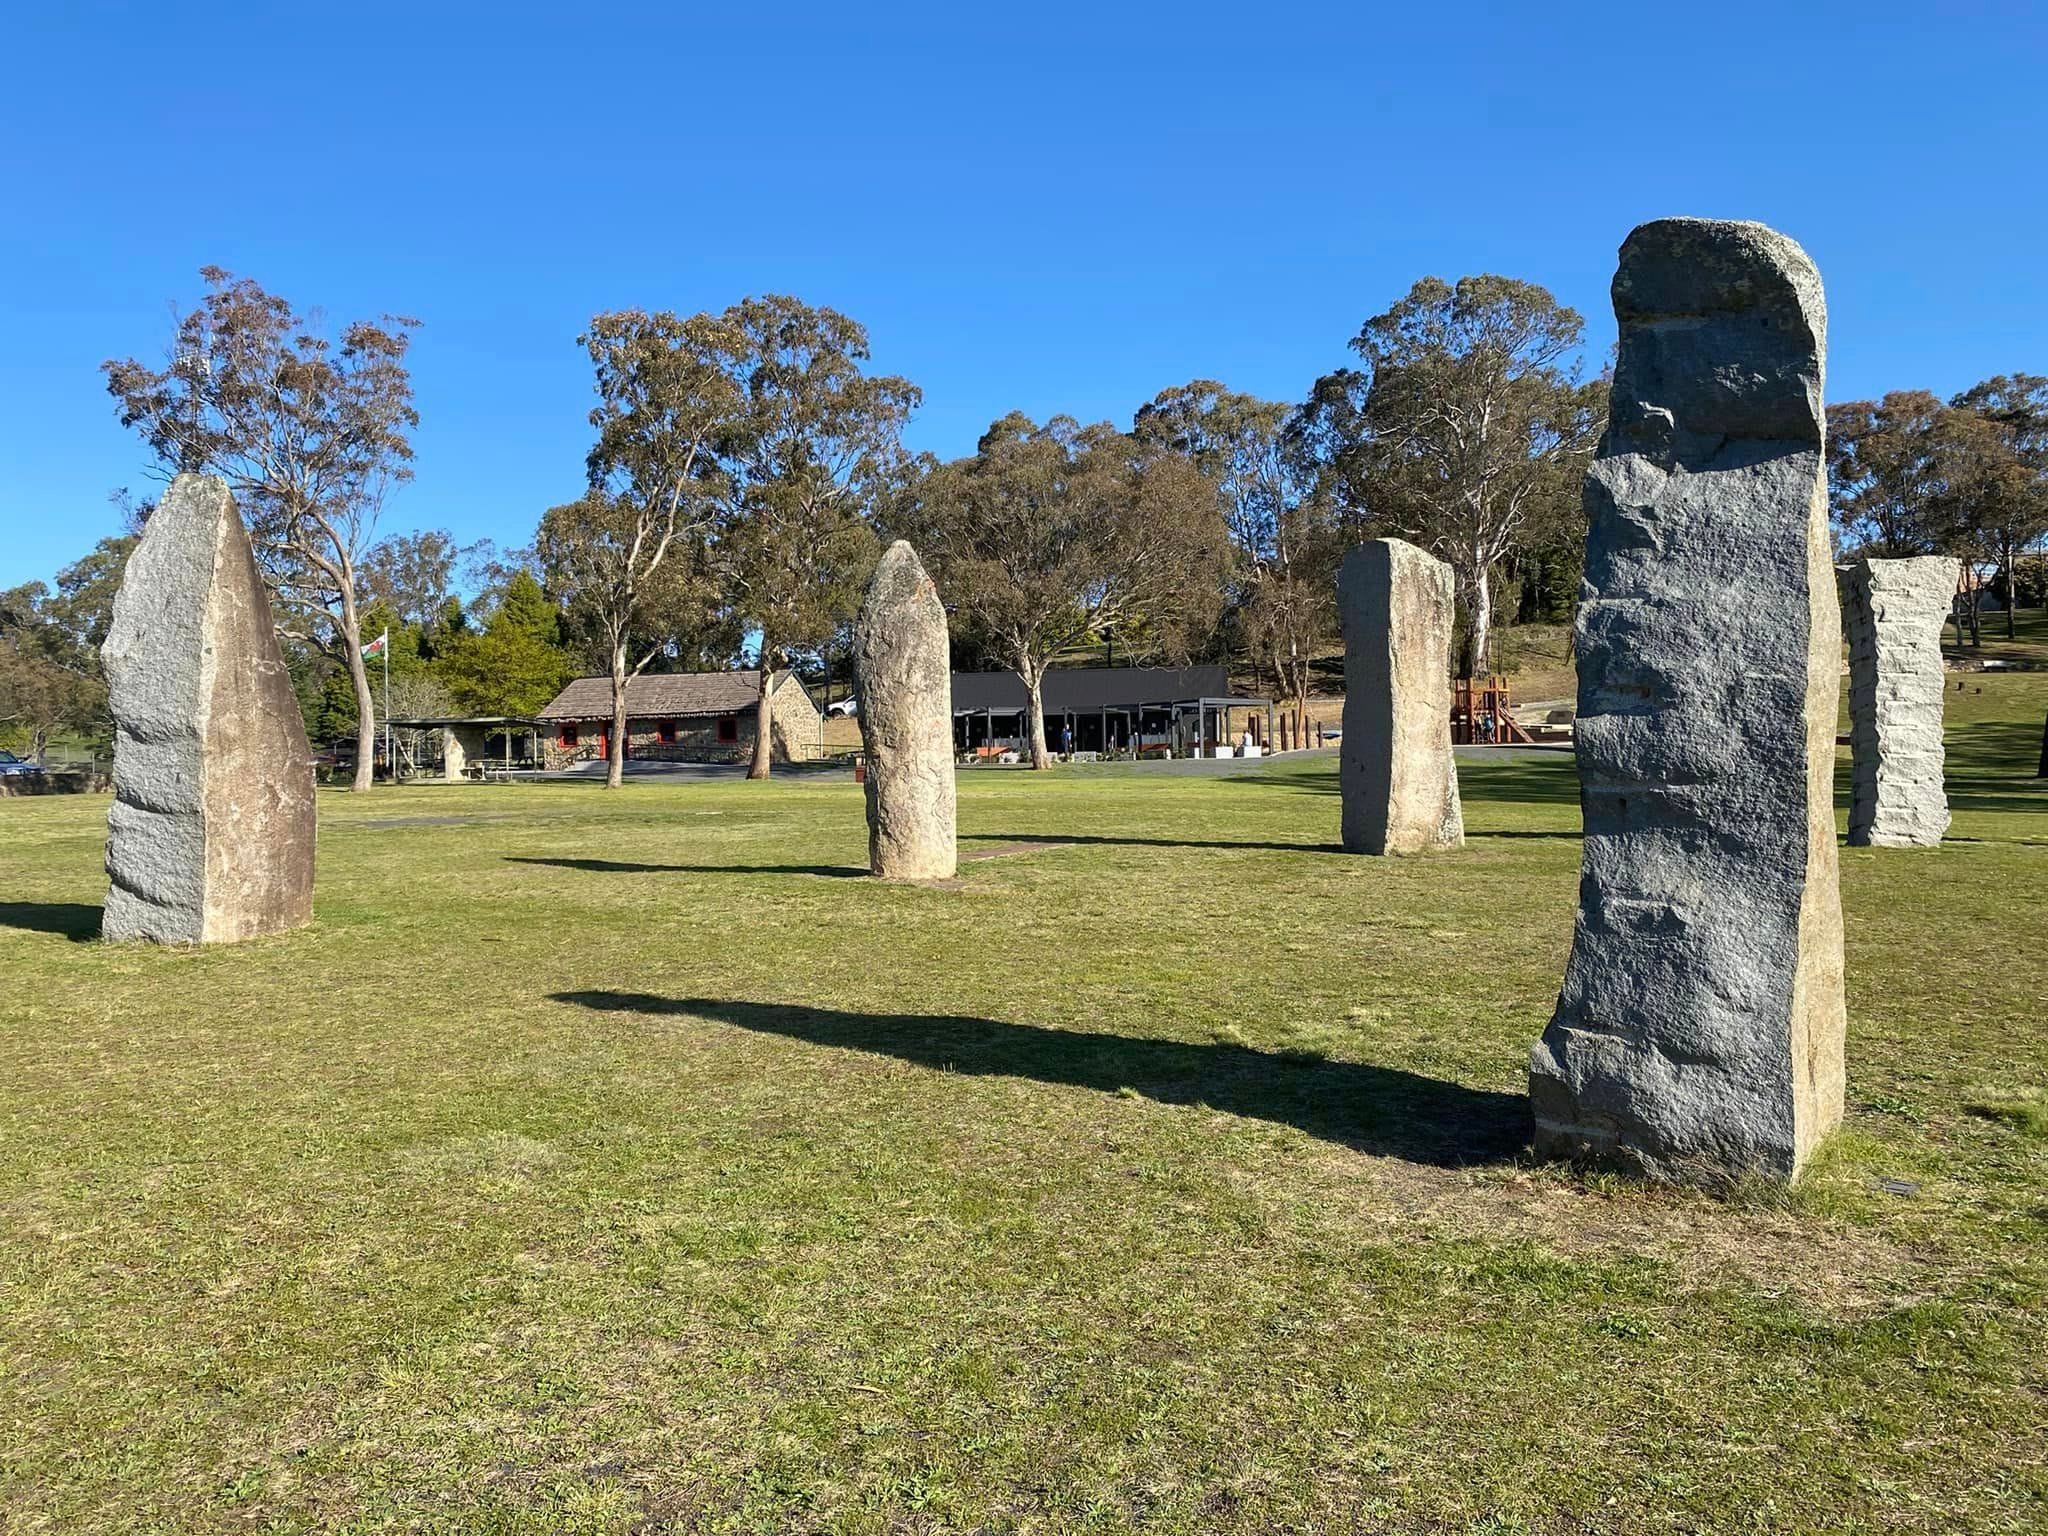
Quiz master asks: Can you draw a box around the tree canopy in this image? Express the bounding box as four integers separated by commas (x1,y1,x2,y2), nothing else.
1134,381,1338,731
101,267,420,789
896,411,1228,768
1295,275,1604,675
708,296,918,777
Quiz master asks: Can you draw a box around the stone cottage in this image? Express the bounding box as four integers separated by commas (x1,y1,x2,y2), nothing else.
535,670,822,769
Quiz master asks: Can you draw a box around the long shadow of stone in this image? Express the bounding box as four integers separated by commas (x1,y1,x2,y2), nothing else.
507,856,865,878
1233,760,1586,809
553,991,1530,1168
1455,762,1584,807
1228,768,1342,798
962,832,1346,855
0,902,102,941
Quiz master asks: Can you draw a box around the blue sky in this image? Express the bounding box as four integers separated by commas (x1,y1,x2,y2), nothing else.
3,1,2043,589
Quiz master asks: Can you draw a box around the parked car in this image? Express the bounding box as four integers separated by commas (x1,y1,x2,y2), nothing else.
0,749,42,777
825,697,859,717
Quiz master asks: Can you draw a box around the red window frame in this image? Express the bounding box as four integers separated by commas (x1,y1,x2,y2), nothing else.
558,724,579,750
717,714,739,743
658,719,677,745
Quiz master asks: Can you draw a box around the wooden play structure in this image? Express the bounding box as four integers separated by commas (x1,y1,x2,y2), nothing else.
1451,676,1535,745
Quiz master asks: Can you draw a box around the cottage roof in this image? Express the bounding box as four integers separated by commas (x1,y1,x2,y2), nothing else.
537,670,801,721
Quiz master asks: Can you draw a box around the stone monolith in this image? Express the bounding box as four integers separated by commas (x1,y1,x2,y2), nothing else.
1338,539,1463,855
1528,219,1846,1184
853,541,956,879
1841,555,1959,847
101,473,316,943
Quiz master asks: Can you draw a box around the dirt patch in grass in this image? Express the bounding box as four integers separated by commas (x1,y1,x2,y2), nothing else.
958,840,1056,862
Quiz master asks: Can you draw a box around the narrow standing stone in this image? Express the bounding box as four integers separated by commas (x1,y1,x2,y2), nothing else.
1528,219,1846,1184
1338,539,1463,854
102,473,316,943
853,541,957,879
1841,555,1959,847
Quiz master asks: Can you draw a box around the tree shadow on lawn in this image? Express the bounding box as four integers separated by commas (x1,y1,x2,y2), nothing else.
964,832,1347,855
962,828,1579,851
553,991,1530,1168
507,856,866,878
0,902,102,941
1234,761,1584,808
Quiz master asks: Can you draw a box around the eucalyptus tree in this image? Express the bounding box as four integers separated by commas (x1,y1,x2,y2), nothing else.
897,412,1228,769
1951,375,2048,637
0,580,105,762
361,529,472,636
1134,380,1338,742
1297,276,1603,677
542,309,744,787
708,297,918,778
102,267,419,789
1826,391,1954,557
1828,387,2042,646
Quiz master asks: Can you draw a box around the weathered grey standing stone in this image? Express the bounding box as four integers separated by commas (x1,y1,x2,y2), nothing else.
853,541,956,880
1528,219,1846,1184
1841,555,1959,847
1338,539,1463,855
101,474,316,943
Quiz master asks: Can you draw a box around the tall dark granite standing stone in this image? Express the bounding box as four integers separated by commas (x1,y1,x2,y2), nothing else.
101,473,316,943
1841,555,1959,847
853,541,957,879
1338,538,1463,855
1528,220,1846,1184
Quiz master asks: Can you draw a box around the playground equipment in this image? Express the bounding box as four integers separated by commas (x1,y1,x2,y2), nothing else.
1450,676,1535,745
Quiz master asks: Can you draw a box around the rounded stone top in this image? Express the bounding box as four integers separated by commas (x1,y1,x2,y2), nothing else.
1606,217,1827,451
1613,218,1825,349
867,539,939,606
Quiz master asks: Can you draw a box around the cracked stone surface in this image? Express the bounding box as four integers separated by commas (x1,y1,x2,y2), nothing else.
1528,219,1846,1185
854,541,957,880
1338,538,1463,855
1841,555,1958,848
102,473,316,943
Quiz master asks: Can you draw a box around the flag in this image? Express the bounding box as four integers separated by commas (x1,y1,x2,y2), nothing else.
361,630,389,660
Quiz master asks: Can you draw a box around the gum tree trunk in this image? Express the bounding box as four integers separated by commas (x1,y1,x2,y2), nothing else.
607,644,629,790
1467,548,1494,682
1020,657,1051,770
337,588,375,792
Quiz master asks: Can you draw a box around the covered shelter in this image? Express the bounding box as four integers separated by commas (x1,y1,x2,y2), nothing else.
383,716,547,780
950,666,1273,760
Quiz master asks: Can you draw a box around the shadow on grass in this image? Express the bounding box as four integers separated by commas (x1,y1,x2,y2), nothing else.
1457,760,1583,807
1237,760,1584,809
508,856,865,878
0,902,101,941
963,832,1346,855
1230,768,1342,798
553,992,1530,1168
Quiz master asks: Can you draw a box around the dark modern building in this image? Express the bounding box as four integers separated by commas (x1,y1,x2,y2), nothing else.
950,666,1272,758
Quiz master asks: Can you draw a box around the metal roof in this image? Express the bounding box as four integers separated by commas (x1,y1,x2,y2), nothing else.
949,666,1235,714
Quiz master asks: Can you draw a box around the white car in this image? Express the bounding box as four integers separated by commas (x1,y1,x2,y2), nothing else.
825,697,858,717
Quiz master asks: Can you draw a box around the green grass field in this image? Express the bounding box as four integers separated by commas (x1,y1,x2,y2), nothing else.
3,679,2045,1534
1944,605,2048,671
